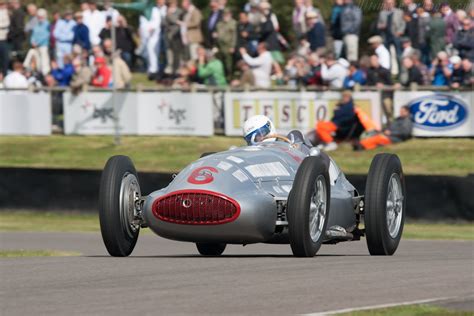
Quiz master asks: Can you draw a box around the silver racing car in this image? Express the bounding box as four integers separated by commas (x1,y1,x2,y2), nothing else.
99,132,406,257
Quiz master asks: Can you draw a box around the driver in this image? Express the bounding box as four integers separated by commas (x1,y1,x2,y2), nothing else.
243,115,277,145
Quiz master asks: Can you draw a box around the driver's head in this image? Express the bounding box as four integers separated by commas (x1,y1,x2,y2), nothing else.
243,115,276,145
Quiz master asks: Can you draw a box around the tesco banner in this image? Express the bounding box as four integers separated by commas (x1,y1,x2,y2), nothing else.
393,91,474,137
63,92,214,136
224,91,382,136
0,91,51,135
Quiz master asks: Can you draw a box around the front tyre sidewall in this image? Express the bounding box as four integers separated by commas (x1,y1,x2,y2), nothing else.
99,156,140,257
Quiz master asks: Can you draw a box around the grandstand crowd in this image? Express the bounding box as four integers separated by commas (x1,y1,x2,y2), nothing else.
0,0,473,90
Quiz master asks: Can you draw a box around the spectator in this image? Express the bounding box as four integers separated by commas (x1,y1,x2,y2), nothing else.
359,105,412,150
340,0,362,62
377,0,406,59
315,90,357,151
402,0,417,17
259,2,283,64
454,18,474,62
0,0,9,76
83,0,105,47
24,56,44,87
98,16,112,43
3,61,28,88
400,56,423,87
412,51,429,85
216,8,237,79
70,57,92,94
330,0,344,58
205,0,223,48
416,6,431,65
440,3,460,48
51,57,74,86
231,59,255,87
146,1,163,79
23,8,50,76
428,11,446,59
197,47,227,86
181,0,203,61
115,16,135,68
306,11,325,54
91,56,111,87
53,11,77,68
401,37,419,59
240,42,273,88
301,53,323,86
292,0,307,39
112,53,132,89
164,0,183,77
321,53,348,89
430,51,452,86
7,0,26,58
49,11,61,58
236,12,256,56
461,58,473,86
343,61,366,88
305,0,325,25
450,55,464,88
403,11,418,48
366,54,392,87
24,4,38,37
368,35,390,70
103,0,120,25
73,12,91,52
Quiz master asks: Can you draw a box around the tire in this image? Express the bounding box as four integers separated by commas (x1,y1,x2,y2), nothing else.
196,243,226,256
364,153,406,256
287,156,330,257
99,155,141,257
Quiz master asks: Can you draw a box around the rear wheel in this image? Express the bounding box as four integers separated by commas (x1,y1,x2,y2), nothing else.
287,156,330,257
364,153,406,256
196,243,226,256
99,155,141,257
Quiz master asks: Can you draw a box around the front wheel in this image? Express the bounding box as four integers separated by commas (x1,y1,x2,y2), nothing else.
287,156,330,257
364,153,406,256
196,243,226,256
99,155,141,257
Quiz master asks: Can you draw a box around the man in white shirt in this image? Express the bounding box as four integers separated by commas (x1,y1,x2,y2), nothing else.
239,42,273,88
368,35,390,70
4,61,28,89
320,54,348,88
83,1,105,47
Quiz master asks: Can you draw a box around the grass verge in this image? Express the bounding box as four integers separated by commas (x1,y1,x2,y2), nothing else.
0,212,472,240
338,304,471,315
0,249,80,257
0,136,472,175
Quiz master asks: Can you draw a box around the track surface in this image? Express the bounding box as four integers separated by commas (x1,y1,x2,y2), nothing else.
1,232,473,315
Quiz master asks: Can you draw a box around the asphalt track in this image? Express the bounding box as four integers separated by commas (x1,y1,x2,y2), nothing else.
1,232,473,315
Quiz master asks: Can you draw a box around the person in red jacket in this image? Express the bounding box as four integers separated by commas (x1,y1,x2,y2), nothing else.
91,56,111,87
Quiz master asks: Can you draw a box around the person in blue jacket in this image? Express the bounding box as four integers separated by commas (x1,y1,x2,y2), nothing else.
306,11,326,53
72,11,91,52
51,57,74,86
343,61,366,88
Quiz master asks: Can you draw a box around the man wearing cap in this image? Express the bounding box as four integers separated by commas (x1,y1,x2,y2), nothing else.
306,10,325,54
53,11,77,68
23,8,50,75
368,35,391,70
73,11,91,51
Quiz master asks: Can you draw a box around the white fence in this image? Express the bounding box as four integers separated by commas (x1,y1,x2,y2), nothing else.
0,89,472,137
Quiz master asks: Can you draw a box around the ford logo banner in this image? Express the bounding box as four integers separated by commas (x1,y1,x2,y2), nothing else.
409,94,469,130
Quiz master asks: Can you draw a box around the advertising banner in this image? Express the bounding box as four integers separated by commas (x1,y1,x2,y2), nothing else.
63,92,214,136
137,92,214,136
0,92,51,135
224,91,382,136
393,91,474,137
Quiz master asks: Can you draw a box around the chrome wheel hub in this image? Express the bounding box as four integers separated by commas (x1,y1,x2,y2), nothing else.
119,173,141,238
309,175,327,242
386,173,403,238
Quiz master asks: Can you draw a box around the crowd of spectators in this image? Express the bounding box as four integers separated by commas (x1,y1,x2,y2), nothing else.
0,0,473,91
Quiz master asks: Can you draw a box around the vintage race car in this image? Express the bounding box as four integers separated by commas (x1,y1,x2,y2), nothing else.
99,132,406,257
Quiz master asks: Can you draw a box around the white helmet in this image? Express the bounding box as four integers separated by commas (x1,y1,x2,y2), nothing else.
243,115,276,145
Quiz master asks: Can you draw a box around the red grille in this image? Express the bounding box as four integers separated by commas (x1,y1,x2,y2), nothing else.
152,190,240,225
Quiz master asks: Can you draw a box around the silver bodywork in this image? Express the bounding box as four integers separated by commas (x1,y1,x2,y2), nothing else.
142,141,359,244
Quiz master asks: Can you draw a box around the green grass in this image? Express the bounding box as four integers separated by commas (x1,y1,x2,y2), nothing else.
0,212,472,240
338,304,472,316
0,249,80,257
0,136,472,175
